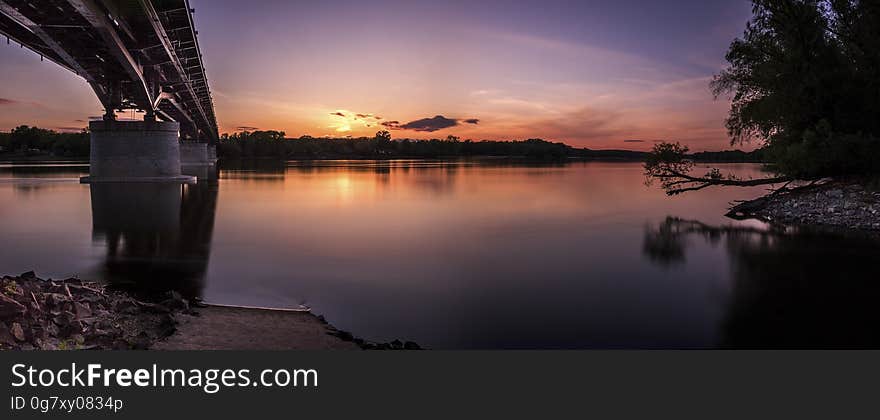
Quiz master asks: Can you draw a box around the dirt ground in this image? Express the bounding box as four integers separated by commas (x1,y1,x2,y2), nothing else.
151,305,359,350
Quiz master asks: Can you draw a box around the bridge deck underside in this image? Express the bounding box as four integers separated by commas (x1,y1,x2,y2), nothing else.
0,0,217,140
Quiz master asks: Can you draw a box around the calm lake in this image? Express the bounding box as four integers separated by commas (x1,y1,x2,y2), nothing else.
2,160,879,348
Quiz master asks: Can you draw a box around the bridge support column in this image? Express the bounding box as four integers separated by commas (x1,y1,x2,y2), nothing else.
81,120,195,183
179,142,210,166
180,142,217,180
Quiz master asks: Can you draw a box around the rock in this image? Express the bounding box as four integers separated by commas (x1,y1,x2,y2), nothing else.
0,294,27,317
44,322,59,337
11,322,25,342
0,323,17,346
158,314,177,337
19,271,36,279
335,330,354,341
2,273,200,350
139,302,171,314
160,291,189,311
114,298,139,314
129,332,152,350
45,293,70,308
74,302,92,318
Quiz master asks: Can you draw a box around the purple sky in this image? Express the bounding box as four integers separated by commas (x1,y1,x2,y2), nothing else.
0,0,754,150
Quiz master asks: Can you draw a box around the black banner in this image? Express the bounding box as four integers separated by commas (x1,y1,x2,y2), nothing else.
2,351,878,419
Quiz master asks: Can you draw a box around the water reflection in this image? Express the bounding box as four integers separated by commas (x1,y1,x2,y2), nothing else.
643,218,880,348
89,177,218,299
4,160,879,348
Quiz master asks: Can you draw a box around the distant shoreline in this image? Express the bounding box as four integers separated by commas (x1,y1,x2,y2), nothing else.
0,153,764,164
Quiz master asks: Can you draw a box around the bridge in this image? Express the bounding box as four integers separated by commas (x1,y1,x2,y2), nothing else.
1,0,218,182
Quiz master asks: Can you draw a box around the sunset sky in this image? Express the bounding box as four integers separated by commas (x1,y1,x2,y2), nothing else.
0,0,753,151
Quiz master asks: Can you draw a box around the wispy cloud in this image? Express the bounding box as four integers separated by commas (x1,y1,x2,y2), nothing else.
329,110,385,131
54,126,85,132
0,98,19,106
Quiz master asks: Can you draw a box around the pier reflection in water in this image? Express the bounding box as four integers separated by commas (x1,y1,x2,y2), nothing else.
643,218,880,348
89,170,218,299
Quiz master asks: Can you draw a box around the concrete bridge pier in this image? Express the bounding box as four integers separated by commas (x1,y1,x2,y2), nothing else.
180,142,209,166
80,120,195,184
180,141,218,180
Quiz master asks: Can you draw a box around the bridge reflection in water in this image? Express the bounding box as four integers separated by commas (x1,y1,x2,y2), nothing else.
88,170,218,300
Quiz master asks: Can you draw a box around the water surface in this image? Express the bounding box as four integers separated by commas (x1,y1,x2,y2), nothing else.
1,160,878,348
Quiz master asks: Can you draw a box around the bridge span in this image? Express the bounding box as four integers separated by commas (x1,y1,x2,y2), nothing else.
1,0,218,182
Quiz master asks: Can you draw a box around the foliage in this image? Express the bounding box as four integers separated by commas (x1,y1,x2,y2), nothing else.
645,142,791,195
711,0,880,177
0,125,90,157
217,131,583,160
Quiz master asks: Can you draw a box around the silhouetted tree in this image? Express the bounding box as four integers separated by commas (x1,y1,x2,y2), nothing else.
375,130,392,153
647,0,880,194
644,142,790,195
712,0,880,177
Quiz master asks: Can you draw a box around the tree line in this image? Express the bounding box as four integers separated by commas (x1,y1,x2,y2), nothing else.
0,125,89,157
218,130,583,159
1,125,766,162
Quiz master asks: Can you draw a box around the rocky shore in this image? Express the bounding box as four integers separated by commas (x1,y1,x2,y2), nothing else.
727,180,880,232
2,272,422,350
0,272,189,350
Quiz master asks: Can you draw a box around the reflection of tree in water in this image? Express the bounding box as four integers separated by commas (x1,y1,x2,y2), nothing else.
644,217,880,348
89,178,218,299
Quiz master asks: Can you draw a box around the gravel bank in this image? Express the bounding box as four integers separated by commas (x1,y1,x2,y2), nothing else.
727,181,880,231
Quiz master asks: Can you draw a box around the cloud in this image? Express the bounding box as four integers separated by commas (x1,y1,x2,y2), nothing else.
382,115,480,132
355,113,381,120
623,139,645,143
55,126,85,132
0,98,18,106
236,126,259,131
329,110,385,132
331,111,477,133
401,115,459,132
